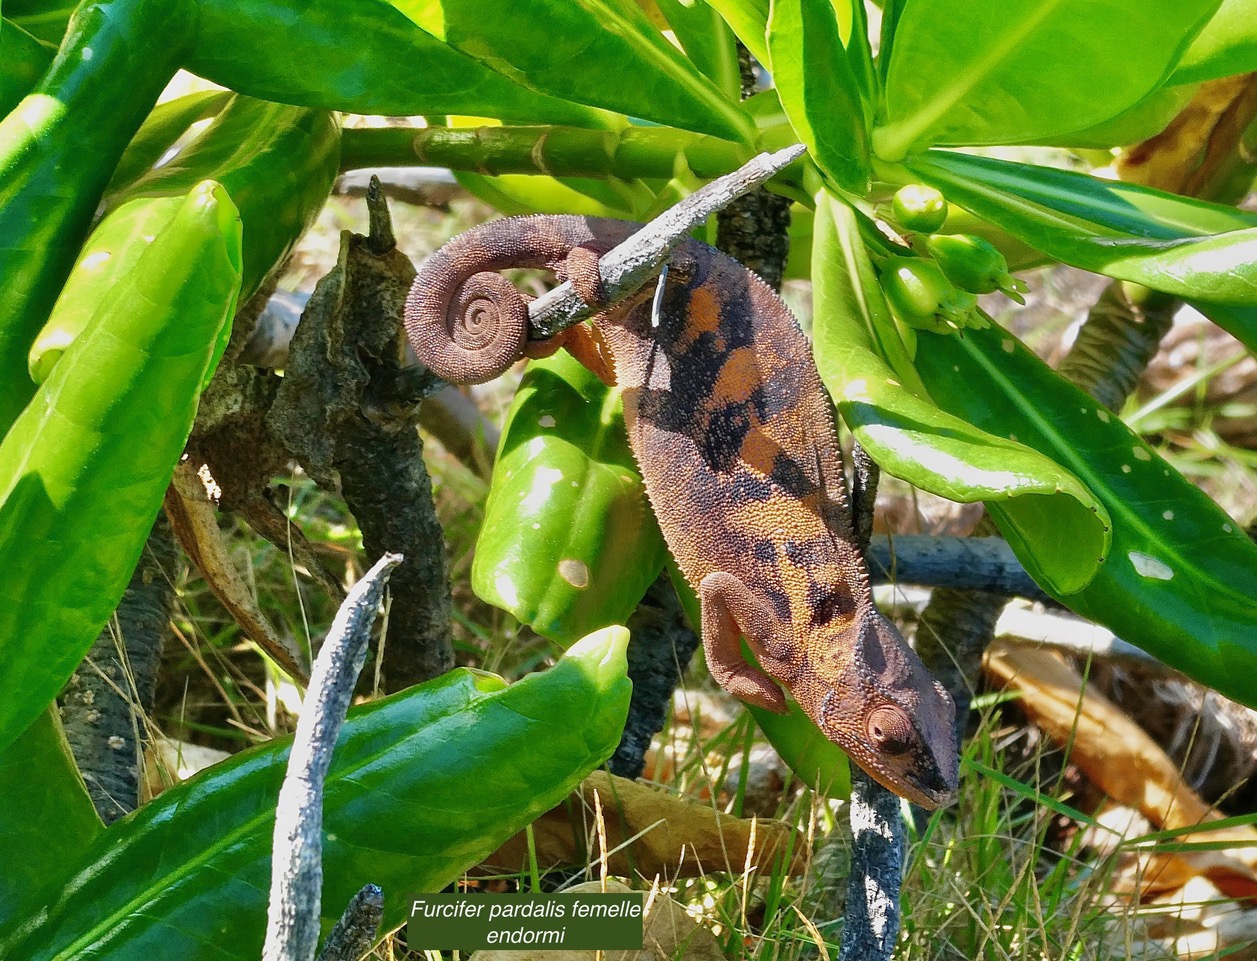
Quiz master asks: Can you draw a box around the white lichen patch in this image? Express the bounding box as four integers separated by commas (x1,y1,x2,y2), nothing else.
1129,551,1173,581
1162,510,1174,521
538,414,556,428
1097,409,1110,423
1133,447,1152,461
1002,340,1015,353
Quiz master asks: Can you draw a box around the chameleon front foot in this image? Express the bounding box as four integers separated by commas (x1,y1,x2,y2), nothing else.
699,571,789,714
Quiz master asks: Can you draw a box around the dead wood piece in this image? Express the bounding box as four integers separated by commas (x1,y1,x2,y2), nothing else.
271,181,452,690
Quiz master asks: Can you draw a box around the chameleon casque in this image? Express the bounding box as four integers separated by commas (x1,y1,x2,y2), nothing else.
405,215,959,808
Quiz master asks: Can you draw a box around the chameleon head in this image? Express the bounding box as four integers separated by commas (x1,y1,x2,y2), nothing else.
804,610,959,809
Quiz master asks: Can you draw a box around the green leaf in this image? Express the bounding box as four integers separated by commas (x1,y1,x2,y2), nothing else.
767,0,870,192
0,0,189,434
0,182,242,754
653,0,742,100
812,192,1109,595
105,90,234,198
30,98,340,383
391,0,754,141
0,17,53,117
3,0,72,44
0,630,632,959
0,710,101,928
913,325,1257,711
1036,83,1197,150
473,352,669,643
905,149,1257,308
187,0,609,129
1173,0,1257,84
874,0,1222,158
454,171,651,219
704,0,770,69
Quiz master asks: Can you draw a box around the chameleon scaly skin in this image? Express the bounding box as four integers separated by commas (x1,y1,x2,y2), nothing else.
405,215,958,808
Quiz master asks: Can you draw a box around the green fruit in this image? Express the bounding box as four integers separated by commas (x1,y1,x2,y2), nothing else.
892,184,948,233
880,255,983,334
925,233,1028,302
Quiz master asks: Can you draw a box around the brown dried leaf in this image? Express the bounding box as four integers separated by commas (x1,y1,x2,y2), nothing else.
481,771,804,879
165,460,306,678
986,643,1257,900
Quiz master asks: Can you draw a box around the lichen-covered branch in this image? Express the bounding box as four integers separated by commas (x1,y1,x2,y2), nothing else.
60,513,176,824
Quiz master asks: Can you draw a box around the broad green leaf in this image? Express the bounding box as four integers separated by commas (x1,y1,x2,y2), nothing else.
653,0,742,100
705,0,770,69
0,17,53,116
1173,0,1257,84
768,0,870,192
0,710,101,928
666,562,851,799
0,182,241,754
843,0,877,127
0,631,632,960
392,0,754,141
914,325,1257,710
812,192,1109,595
105,90,234,197
30,99,340,382
474,352,669,644
1038,84,1196,150
187,0,607,129
0,0,188,434
906,150,1257,308
3,0,71,43
874,0,1222,158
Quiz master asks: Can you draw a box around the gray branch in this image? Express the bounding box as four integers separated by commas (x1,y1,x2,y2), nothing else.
263,552,402,961
316,885,385,961
837,769,907,961
528,144,806,339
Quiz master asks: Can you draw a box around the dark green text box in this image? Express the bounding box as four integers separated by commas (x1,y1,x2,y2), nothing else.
407,893,645,950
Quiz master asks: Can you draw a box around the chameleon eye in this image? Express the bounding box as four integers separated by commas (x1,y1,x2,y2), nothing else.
866,705,914,756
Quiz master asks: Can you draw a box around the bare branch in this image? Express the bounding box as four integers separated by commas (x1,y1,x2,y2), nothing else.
263,552,403,961
528,144,807,339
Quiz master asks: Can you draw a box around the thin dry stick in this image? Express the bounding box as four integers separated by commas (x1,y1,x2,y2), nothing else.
263,552,403,961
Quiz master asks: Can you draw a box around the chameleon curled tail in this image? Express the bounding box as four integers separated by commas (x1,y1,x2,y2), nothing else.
405,214,959,809
404,216,631,384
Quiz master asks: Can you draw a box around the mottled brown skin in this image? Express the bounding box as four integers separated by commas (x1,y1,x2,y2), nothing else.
405,215,959,808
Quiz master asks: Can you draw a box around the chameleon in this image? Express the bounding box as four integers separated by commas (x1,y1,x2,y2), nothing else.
404,215,959,808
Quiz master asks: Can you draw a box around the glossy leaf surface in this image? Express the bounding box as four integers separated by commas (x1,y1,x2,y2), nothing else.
105,90,234,198
907,150,1257,308
875,0,1220,157
31,98,339,382
812,193,1109,596
1173,0,1257,84
0,630,632,960
0,17,53,116
474,352,669,643
393,0,751,139
0,710,101,928
0,182,242,754
767,0,870,193
914,325,1257,710
187,0,605,128
0,0,188,433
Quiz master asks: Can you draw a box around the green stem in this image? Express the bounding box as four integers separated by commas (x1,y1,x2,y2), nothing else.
340,123,793,185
